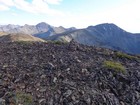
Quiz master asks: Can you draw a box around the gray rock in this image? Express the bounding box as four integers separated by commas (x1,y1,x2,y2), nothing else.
0,98,5,105
39,98,46,104
64,90,72,97
39,87,47,92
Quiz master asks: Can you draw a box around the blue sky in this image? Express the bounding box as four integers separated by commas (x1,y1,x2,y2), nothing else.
0,0,140,33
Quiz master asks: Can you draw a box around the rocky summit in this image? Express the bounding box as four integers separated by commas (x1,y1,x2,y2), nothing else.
0,41,140,105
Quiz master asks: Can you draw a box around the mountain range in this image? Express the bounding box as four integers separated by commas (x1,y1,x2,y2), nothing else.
0,22,76,37
0,22,140,54
0,23,140,104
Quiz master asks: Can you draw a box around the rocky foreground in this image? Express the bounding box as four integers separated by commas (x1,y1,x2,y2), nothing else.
0,41,140,105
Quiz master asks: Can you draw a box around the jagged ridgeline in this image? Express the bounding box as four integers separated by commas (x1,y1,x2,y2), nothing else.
0,41,139,105
0,23,140,54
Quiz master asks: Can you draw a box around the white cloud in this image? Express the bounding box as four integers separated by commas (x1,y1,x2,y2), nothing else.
0,0,14,6
11,12,18,16
62,0,140,32
0,4,9,11
46,0,140,33
97,0,140,32
0,0,14,11
44,0,63,5
31,0,63,15
0,0,139,33
0,0,63,15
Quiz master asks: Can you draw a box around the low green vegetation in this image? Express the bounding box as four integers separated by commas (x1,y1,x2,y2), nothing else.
52,40,63,45
116,52,138,60
49,40,67,45
16,41,33,45
104,60,126,74
16,92,33,105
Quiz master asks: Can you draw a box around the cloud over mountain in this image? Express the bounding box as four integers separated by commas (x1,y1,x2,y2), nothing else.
0,0,63,15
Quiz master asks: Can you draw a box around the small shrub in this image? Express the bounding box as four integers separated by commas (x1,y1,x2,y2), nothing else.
51,40,64,45
59,38,69,43
53,41,62,44
16,92,33,105
104,61,126,74
16,41,33,45
116,52,138,60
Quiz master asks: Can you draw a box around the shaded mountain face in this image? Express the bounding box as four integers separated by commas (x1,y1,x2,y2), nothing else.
0,33,44,42
33,26,76,40
36,22,51,32
47,23,140,54
0,22,76,38
33,25,66,39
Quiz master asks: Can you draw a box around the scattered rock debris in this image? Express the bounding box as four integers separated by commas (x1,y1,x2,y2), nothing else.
0,41,139,105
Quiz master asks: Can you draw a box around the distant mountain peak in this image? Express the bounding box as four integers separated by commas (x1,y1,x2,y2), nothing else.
96,23,120,29
1,22,140,54
24,24,30,26
87,23,127,34
47,23,140,54
58,26,65,28
88,23,118,29
36,22,50,26
36,22,51,29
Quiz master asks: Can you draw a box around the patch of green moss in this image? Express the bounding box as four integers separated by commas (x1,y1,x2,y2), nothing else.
50,40,67,45
116,52,138,60
16,92,33,105
53,40,63,45
16,41,33,45
104,60,126,74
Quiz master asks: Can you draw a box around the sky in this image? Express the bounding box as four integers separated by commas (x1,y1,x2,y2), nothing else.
0,0,140,33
